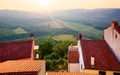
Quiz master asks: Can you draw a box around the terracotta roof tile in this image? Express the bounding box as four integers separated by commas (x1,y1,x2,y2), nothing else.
47,72,98,75
0,60,45,73
0,40,34,62
81,40,120,71
69,50,79,63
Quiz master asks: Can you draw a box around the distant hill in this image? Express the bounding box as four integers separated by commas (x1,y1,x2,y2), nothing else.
0,9,120,41
55,9,120,29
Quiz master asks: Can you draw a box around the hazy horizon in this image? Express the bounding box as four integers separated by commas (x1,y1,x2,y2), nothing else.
0,0,120,12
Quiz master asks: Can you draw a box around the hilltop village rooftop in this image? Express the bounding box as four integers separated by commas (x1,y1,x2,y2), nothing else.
68,21,120,75
0,21,120,75
0,34,46,75
0,34,98,75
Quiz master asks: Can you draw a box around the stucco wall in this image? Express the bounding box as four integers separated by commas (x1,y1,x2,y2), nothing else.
84,69,98,74
38,61,46,75
104,27,120,62
84,69,117,75
78,40,85,72
68,63,80,72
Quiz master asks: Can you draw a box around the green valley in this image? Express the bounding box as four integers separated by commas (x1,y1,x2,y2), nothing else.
0,9,120,42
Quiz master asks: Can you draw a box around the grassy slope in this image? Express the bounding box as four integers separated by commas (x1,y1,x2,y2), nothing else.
64,21,103,39
13,27,27,34
0,28,15,37
52,35,76,41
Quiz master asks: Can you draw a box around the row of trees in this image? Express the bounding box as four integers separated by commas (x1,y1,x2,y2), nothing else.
35,40,76,71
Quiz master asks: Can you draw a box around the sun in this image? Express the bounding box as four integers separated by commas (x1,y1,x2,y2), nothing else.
38,0,49,8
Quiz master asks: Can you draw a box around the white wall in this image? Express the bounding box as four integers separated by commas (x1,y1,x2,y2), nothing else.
38,61,46,75
78,40,85,72
104,27,120,62
68,63,80,72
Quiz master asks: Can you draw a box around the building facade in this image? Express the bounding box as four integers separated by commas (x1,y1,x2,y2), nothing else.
68,46,80,72
68,21,120,75
0,34,46,75
104,21,120,62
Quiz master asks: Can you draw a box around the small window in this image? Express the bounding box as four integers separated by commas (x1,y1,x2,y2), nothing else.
115,34,117,38
114,72,120,75
36,54,39,59
99,71,106,75
91,56,95,68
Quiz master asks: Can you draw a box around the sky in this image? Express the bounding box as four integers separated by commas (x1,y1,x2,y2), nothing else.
0,0,120,12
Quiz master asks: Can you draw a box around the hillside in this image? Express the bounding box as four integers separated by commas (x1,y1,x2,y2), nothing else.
0,9,120,42
52,35,76,41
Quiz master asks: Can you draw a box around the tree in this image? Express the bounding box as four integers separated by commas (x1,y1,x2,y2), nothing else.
52,41,70,58
46,60,52,71
36,40,77,71
50,52,60,60
38,41,53,59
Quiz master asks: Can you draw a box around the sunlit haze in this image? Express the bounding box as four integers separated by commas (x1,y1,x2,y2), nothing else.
0,0,120,12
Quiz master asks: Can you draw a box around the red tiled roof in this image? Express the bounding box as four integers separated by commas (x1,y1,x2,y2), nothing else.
0,40,34,62
69,50,79,63
115,26,120,34
47,72,98,75
0,60,45,73
81,40,120,71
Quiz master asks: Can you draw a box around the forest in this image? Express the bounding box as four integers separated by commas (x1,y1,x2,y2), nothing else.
34,40,77,71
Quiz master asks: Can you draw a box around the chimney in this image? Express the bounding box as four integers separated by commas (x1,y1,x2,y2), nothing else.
78,33,82,40
30,33,34,60
30,33,34,40
111,21,118,28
